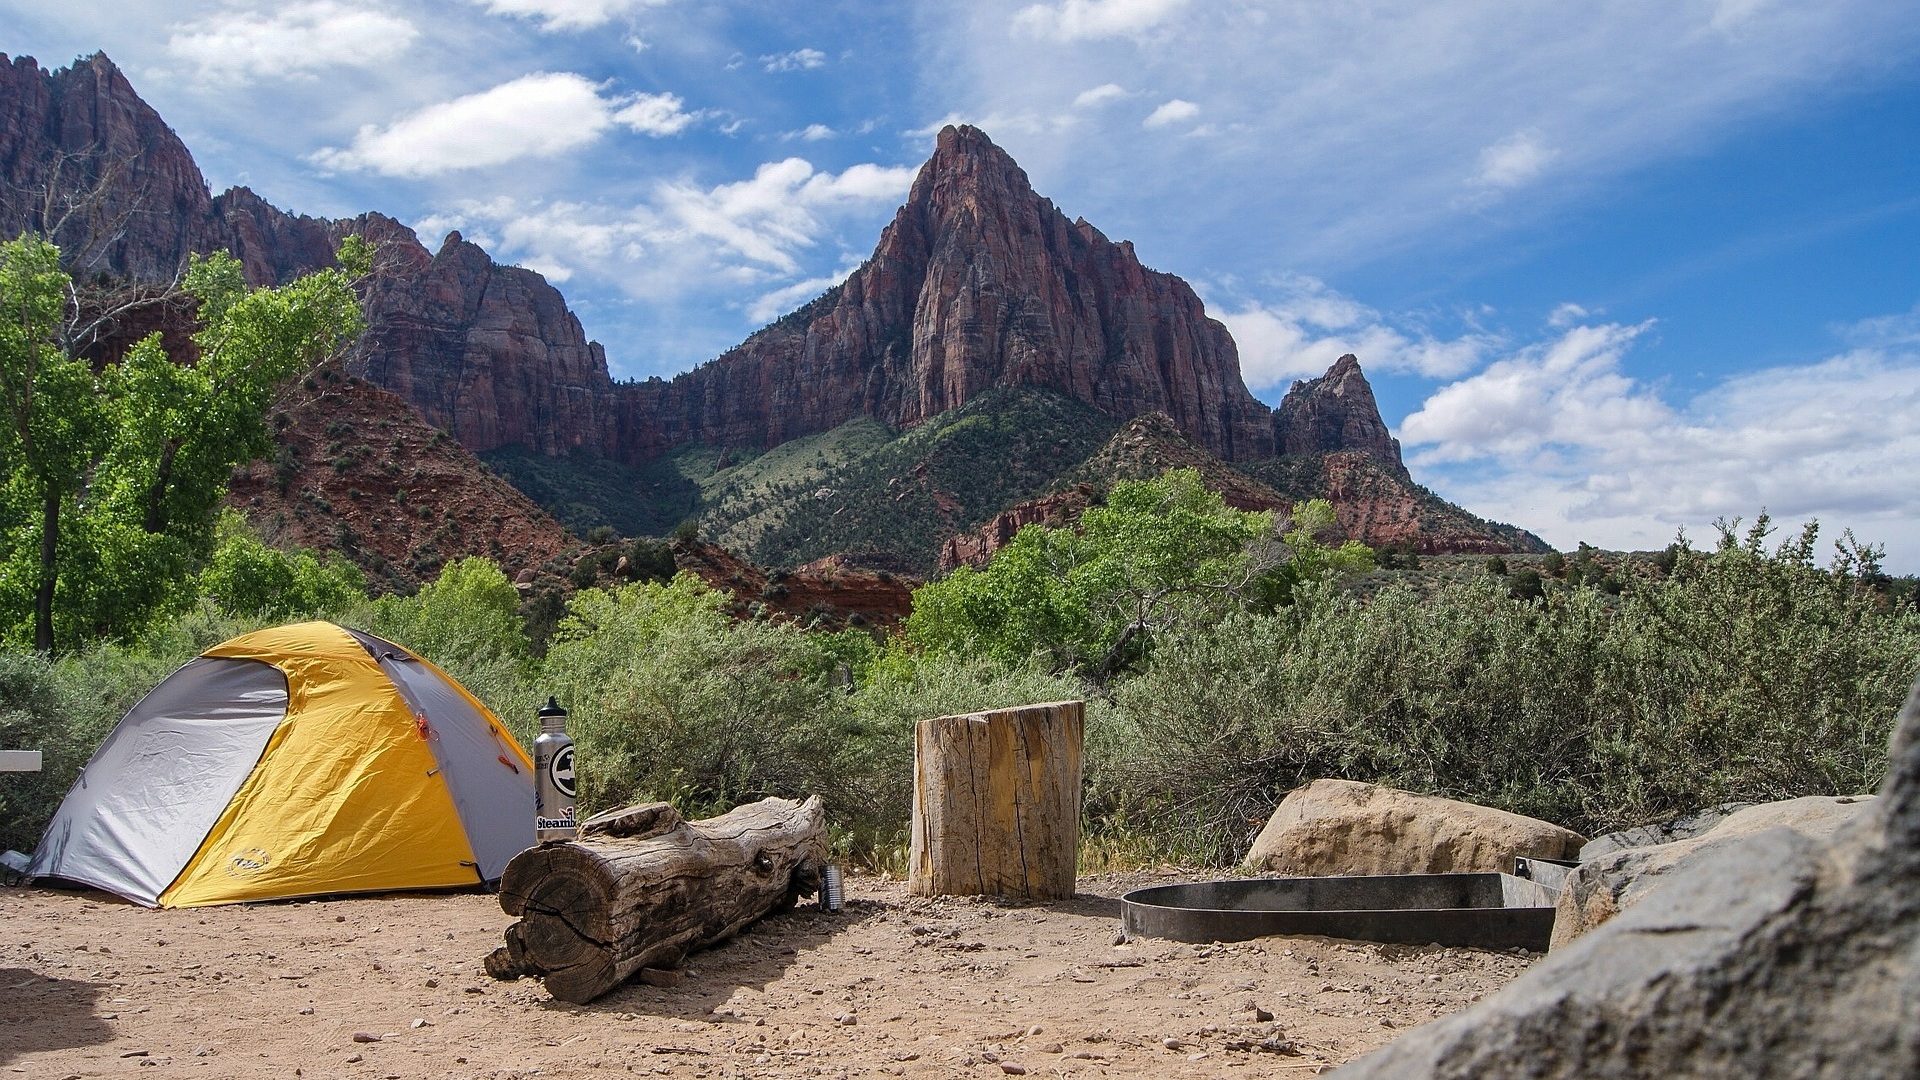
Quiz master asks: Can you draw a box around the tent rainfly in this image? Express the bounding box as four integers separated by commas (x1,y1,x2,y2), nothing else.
28,622,536,907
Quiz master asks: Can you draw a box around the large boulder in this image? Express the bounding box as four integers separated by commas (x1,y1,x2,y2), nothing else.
1577,801,1753,861
1551,794,1875,949
1328,680,1920,1080
1243,779,1585,876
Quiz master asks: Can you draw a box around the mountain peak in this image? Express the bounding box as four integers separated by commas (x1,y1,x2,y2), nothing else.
1274,355,1407,477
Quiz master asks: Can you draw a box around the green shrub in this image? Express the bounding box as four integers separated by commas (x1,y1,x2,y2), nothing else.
543,575,834,819
196,512,367,620
1097,521,1920,863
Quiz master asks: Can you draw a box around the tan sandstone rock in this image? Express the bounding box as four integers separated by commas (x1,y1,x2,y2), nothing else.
1243,779,1585,877
1549,793,1874,949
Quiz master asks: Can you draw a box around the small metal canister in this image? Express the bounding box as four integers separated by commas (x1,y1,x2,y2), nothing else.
533,696,577,842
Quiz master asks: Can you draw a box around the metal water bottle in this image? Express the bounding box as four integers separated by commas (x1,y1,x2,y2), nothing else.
533,696,577,842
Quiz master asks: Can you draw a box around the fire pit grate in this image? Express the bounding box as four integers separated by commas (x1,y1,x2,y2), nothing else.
1121,872,1559,951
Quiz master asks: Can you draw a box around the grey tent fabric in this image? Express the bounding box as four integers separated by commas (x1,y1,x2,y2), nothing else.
28,657,289,905
347,631,534,880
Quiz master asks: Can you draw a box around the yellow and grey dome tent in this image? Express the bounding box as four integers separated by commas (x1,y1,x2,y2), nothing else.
28,622,536,908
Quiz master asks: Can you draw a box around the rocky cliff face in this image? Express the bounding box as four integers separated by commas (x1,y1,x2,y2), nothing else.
629,125,1276,462
1273,354,1407,477
353,229,621,455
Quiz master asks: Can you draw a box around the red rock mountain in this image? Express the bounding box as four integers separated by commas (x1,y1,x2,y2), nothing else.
1275,354,1408,478
619,125,1275,462
1,53,1410,477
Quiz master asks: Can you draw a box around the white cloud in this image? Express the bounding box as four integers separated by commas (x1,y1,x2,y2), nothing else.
1476,132,1558,188
1547,302,1591,328
310,73,694,176
1013,0,1191,41
1843,301,1920,348
1072,83,1128,108
762,49,827,73
473,0,673,32
747,266,859,323
1401,322,1663,462
656,159,916,272
613,92,696,136
784,124,836,142
166,2,417,81
1399,313,1920,563
1217,275,1495,392
418,158,914,301
1142,98,1199,129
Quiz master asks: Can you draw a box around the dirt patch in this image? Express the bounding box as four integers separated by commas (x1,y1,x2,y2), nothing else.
1,872,1534,1078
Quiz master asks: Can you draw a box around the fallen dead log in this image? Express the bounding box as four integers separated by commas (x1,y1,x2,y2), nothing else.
487,795,828,1002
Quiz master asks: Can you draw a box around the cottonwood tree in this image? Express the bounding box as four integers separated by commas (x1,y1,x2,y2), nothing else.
0,233,368,650
908,469,1280,680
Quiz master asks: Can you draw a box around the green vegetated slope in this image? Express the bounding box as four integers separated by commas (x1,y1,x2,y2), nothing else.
713,388,1122,572
1237,452,1552,553
477,388,1121,572
1049,411,1291,508
479,445,702,539
693,416,901,555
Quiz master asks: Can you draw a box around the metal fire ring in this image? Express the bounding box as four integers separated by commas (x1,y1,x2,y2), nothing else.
1121,873,1558,952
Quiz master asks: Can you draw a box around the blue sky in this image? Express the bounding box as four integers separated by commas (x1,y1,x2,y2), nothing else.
5,0,1920,566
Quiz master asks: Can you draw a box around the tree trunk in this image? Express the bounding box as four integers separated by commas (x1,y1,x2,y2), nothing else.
489,795,827,1003
34,486,58,652
909,700,1084,900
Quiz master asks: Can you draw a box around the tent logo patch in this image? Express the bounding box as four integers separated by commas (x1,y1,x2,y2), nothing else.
225,848,272,878
550,745,576,799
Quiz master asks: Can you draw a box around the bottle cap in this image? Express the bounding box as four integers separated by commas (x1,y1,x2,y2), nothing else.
538,696,568,730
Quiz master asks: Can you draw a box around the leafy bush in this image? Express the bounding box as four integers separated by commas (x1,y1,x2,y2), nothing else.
908,469,1272,678
1097,520,1920,863
196,512,367,619
542,574,834,818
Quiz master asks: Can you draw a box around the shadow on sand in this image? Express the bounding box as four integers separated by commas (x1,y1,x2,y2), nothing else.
0,967,116,1064
526,898,885,1021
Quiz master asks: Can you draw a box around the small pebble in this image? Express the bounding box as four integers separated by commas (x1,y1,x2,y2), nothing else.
411,1018,429,1029
1000,1065,1027,1076
345,1053,363,1063
352,1032,382,1043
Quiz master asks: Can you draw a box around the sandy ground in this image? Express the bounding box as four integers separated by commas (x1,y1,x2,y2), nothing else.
1,872,1535,1079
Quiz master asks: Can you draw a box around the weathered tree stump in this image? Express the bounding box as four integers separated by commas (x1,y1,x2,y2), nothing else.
909,700,1083,900
488,795,827,1002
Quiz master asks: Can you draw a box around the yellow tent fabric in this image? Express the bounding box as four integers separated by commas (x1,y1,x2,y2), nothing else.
29,621,536,908
165,625,473,904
